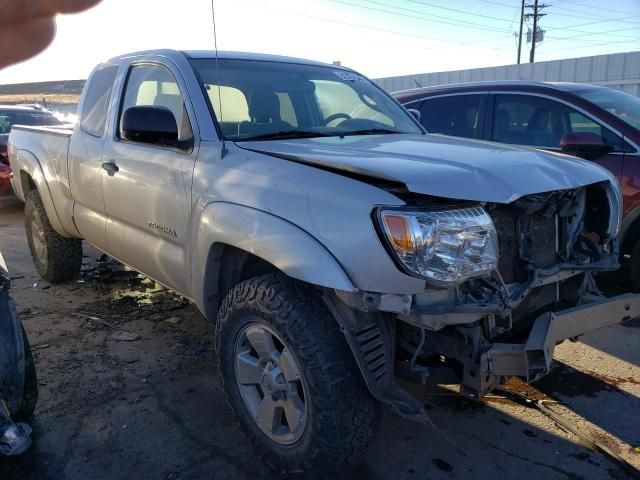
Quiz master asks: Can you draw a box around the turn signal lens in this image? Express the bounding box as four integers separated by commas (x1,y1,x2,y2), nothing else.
382,214,414,251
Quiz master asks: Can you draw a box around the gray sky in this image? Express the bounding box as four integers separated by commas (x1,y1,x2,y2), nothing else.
1,0,639,84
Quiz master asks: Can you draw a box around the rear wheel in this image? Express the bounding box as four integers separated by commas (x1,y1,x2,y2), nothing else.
24,189,82,283
216,274,380,475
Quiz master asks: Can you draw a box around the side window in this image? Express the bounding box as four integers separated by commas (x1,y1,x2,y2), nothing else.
81,65,118,137
568,111,624,152
419,95,482,138
120,64,193,143
492,94,623,151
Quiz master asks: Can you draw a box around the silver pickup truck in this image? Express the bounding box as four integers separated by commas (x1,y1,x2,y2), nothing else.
8,49,640,475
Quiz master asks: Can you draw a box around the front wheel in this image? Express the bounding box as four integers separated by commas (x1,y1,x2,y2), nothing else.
24,189,82,283
216,274,380,475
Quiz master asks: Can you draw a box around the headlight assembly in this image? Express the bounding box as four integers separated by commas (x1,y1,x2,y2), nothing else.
378,206,499,286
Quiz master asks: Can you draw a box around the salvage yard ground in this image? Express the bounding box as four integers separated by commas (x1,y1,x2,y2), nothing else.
0,195,639,480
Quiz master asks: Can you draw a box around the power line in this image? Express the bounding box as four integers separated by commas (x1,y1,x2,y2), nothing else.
547,37,640,53
472,0,640,24
517,0,525,63
553,0,640,17
545,25,640,43
233,0,509,53
526,0,547,63
333,0,510,34
402,0,640,40
403,0,516,25
544,17,640,35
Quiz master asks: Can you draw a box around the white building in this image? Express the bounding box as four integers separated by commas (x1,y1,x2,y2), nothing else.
375,51,640,96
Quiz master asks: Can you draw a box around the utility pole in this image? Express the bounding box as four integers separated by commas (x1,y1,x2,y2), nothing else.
525,0,547,63
517,0,525,64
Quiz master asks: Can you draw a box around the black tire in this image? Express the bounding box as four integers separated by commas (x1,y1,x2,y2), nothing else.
626,241,640,292
216,273,380,476
0,292,38,420
24,189,82,283
14,325,38,420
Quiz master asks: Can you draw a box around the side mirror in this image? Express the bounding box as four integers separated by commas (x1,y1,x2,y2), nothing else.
560,132,613,159
121,106,179,147
407,108,421,121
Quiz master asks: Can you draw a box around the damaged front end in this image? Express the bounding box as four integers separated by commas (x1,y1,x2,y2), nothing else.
331,181,640,417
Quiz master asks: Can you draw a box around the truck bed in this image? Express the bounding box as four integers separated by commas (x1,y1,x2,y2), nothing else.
8,124,76,236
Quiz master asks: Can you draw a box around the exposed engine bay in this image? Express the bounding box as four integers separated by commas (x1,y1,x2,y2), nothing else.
396,181,622,396
332,181,634,411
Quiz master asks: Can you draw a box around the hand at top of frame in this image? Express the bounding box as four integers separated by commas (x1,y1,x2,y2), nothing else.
0,0,102,69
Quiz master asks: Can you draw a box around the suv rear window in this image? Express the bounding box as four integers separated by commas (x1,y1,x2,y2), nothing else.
81,65,119,138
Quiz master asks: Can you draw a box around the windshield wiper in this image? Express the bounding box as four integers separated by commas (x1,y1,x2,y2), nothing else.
339,128,402,136
236,130,334,141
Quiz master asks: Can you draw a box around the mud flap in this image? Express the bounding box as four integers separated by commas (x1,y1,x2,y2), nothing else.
323,294,426,420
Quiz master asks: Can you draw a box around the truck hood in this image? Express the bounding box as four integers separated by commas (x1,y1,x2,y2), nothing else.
238,133,613,203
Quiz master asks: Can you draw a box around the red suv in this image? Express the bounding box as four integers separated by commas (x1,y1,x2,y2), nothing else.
0,105,62,196
395,82,640,289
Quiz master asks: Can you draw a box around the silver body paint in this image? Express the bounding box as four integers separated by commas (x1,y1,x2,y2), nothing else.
7,49,616,319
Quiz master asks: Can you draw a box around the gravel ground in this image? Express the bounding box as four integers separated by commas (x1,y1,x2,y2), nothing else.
0,195,639,480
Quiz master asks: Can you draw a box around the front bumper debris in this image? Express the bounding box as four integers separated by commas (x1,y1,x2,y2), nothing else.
483,293,640,383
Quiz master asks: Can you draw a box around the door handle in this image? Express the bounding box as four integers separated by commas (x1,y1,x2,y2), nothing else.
101,161,119,177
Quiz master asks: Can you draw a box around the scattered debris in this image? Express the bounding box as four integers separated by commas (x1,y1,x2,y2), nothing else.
74,313,117,330
165,316,182,325
492,388,640,480
32,344,50,351
18,307,44,317
111,331,140,342
432,458,453,473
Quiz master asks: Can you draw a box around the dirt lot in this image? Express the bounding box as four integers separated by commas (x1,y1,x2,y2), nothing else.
0,194,639,480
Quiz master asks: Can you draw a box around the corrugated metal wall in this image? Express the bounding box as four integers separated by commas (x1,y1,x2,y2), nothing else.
375,51,640,96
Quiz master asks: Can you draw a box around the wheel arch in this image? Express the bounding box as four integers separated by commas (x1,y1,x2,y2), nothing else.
620,205,640,254
190,202,356,320
14,150,70,237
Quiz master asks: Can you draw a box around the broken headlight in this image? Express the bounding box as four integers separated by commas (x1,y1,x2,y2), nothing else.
378,206,499,286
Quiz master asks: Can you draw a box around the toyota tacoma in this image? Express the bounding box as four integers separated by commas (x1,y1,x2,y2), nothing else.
8,49,640,475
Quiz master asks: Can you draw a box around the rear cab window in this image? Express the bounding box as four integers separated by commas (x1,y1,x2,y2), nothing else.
119,63,194,144
81,65,119,138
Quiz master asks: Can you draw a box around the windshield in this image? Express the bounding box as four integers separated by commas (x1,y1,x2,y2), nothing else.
0,110,62,134
572,87,640,130
190,58,423,141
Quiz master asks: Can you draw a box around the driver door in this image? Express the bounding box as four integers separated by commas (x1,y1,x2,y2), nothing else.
100,62,198,295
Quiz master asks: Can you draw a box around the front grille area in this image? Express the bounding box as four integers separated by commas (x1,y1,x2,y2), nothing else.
522,214,557,268
491,207,525,283
490,207,559,321
491,207,558,283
